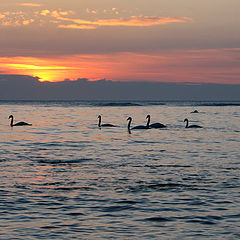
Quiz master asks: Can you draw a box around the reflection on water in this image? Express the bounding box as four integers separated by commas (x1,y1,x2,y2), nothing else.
0,101,239,239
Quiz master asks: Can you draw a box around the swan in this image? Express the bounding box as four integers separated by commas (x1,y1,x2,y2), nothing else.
184,118,202,128
9,115,32,127
98,115,116,127
127,117,149,130
146,115,166,128
191,110,199,113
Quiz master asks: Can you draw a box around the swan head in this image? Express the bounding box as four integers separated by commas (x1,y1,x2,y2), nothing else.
8,115,13,119
146,114,150,119
127,117,132,121
184,118,188,122
98,115,101,119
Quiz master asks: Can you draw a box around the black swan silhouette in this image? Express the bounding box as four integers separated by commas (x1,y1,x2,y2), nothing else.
184,118,202,128
98,115,116,127
146,115,166,128
127,117,149,130
9,115,32,127
191,110,199,113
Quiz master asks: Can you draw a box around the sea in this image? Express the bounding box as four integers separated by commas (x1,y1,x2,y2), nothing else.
0,100,239,239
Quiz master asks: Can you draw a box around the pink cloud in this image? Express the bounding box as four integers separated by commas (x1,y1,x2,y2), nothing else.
20,3,42,7
56,15,191,29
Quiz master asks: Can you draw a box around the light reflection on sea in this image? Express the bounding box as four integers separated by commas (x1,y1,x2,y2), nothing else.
0,101,239,239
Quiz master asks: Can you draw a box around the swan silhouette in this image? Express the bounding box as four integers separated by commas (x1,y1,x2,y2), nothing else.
127,117,149,130
9,115,32,127
184,118,202,128
146,115,166,128
191,110,199,113
98,115,116,127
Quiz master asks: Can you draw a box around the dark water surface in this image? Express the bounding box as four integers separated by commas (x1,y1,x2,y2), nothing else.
0,101,239,239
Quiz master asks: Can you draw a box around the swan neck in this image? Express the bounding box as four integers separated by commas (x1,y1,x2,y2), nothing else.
185,119,189,128
146,116,150,128
10,116,13,127
127,118,132,129
98,116,101,127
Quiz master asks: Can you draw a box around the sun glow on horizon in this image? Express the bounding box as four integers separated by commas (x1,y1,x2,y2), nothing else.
5,62,74,81
0,57,86,82
0,55,115,82
0,49,240,84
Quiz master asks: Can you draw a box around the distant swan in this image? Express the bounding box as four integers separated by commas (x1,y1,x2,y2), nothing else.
127,117,149,130
191,110,199,113
184,118,202,128
9,115,32,127
146,115,166,128
98,115,116,127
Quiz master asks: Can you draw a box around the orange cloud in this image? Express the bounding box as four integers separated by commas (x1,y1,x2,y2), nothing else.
58,24,97,30
0,10,35,26
86,8,97,14
39,9,50,16
20,3,42,7
1,6,191,29
0,9,74,27
56,15,191,29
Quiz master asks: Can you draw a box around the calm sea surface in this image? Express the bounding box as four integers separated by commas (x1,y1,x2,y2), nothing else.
0,101,239,239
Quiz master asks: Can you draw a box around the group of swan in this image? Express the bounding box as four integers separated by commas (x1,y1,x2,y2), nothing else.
8,114,202,129
98,114,202,130
126,115,167,130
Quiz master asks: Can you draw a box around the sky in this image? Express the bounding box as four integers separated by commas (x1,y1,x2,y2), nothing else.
0,0,239,84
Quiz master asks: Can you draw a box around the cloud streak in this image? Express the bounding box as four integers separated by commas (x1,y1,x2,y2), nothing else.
56,15,191,30
19,3,42,7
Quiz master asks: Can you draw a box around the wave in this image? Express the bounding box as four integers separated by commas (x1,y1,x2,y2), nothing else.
144,216,174,222
0,100,239,107
89,101,167,107
92,102,143,107
87,101,237,107
126,182,206,193
32,158,94,164
192,102,240,106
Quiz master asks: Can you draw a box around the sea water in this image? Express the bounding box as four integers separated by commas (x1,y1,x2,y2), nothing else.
0,101,239,239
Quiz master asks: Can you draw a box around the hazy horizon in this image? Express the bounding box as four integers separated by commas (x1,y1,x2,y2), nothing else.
1,74,239,101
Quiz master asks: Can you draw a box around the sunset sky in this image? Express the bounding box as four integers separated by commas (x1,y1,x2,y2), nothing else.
0,0,239,83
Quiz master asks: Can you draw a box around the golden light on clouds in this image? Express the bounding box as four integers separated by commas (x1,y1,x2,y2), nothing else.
56,15,191,29
6,63,70,71
0,57,76,82
0,56,108,82
58,24,97,30
20,3,42,7
0,5,191,29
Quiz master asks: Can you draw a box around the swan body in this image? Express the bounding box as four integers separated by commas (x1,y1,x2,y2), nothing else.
127,117,149,130
184,118,202,128
9,115,32,127
98,115,116,127
191,110,199,113
146,115,166,128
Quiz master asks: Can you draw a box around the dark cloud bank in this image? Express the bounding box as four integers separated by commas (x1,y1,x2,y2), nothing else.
0,74,239,101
